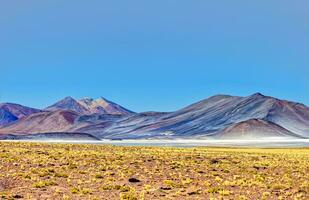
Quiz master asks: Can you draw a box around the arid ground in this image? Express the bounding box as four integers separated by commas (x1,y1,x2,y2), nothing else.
0,142,308,200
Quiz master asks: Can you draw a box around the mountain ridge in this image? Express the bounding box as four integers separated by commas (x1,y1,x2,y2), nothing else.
214,119,304,139
0,103,41,127
0,93,308,140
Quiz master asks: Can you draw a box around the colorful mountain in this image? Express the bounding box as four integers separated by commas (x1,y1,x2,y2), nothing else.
45,96,134,115
0,93,308,140
0,103,41,127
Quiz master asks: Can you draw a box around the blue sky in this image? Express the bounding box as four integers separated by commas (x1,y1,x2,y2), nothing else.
1,1,308,112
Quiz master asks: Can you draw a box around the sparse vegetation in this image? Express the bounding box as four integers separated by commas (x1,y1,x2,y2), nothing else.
0,142,308,199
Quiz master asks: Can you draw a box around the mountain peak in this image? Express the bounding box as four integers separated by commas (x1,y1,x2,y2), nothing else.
250,92,266,98
79,97,94,102
95,97,110,107
46,95,134,116
208,94,234,100
79,97,108,104
1,93,309,139
45,96,86,114
62,96,76,101
77,96,133,115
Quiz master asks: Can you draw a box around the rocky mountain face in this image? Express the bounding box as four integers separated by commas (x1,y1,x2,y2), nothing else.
88,93,309,139
0,93,308,140
0,109,18,127
0,110,79,134
45,97,88,114
0,103,41,127
0,96,133,135
45,97,134,115
214,119,302,139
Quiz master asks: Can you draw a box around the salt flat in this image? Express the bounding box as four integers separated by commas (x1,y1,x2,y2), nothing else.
6,138,309,148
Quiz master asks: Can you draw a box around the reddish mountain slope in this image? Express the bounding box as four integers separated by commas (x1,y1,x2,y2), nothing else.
214,119,301,139
0,103,41,127
45,96,134,115
0,110,79,134
0,93,308,139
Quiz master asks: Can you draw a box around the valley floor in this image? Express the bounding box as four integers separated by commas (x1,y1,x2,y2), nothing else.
0,142,308,200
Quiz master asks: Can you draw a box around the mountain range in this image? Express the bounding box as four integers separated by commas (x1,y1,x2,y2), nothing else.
0,93,308,140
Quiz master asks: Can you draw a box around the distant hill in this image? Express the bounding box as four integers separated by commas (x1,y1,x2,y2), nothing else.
90,93,309,139
0,103,41,127
0,93,308,140
214,119,303,139
0,109,18,127
0,110,79,134
45,96,134,115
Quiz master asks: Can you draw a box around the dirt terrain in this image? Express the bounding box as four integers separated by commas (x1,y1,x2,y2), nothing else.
0,142,308,199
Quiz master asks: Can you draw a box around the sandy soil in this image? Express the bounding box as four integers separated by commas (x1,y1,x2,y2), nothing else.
0,142,308,199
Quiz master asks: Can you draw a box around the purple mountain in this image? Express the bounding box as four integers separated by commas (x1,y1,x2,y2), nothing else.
45,97,88,114
0,93,308,140
82,93,309,139
45,96,134,115
0,103,41,127
0,109,18,127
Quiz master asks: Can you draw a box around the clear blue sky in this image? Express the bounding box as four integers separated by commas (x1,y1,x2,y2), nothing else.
1,1,308,112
